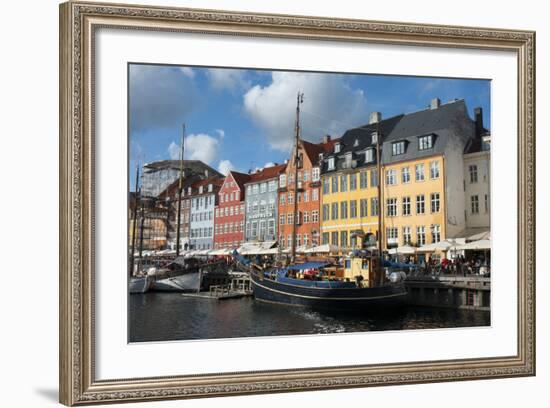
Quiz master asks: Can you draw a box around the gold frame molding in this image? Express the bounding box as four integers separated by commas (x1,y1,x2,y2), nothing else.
59,1,536,405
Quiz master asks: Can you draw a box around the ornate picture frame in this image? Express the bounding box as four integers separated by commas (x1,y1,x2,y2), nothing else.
59,1,535,405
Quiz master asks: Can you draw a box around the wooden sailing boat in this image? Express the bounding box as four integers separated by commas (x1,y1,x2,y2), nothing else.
248,92,407,309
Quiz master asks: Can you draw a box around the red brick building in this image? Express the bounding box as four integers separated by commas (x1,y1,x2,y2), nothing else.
214,171,251,249
278,136,339,249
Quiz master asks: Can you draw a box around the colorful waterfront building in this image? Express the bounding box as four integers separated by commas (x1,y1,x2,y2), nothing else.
463,107,491,232
278,137,337,249
244,164,287,243
319,98,488,252
319,113,402,249
188,176,223,250
213,171,251,249
380,98,483,249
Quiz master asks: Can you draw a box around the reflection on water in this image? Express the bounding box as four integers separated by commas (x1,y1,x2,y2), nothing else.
129,293,490,342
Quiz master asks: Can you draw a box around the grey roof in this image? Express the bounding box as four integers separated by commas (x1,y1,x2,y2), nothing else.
381,99,475,165
321,99,477,173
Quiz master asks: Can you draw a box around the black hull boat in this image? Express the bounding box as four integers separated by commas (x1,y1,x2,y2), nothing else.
250,269,407,310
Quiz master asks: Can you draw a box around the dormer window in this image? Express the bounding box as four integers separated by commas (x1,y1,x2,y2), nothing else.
345,152,352,167
418,134,433,150
199,186,203,194
334,143,341,154
208,184,213,192
392,141,406,156
187,187,191,195
327,157,335,170
371,131,378,144
365,148,374,163
318,153,324,163
354,139,359,147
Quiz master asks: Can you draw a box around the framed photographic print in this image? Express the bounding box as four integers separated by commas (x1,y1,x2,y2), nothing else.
59,1,536,405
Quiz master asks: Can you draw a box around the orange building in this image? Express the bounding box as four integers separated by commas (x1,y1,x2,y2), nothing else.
277,136,339,249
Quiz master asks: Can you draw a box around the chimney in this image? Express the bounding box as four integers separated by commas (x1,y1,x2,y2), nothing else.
430,98,441,110
474,107,484,137
369,112,381,124
323,134,331,144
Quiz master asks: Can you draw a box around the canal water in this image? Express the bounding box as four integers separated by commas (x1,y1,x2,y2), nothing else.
129,293,490,342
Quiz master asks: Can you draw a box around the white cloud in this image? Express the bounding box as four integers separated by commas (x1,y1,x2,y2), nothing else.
243,71,369,151
207,68,249,91
168,133,220,165
215,129,225,139
179,67,195,78
263,162,275,168
217,160,235,176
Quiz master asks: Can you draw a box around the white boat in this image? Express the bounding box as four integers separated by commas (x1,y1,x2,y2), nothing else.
152,271,201,292
129,275,152,294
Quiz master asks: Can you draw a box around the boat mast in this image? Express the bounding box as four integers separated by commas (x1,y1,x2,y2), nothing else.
290,91,304,264
129,164,140,277
376,120,384,285
175,123,185,256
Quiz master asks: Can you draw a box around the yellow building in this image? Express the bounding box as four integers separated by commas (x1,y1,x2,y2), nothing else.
320,165,380,249
382,155,446,249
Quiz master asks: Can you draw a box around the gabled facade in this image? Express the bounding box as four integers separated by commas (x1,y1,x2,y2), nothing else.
188,176,223,250
277,138,335,249
244,164,286,243
214,171,250,249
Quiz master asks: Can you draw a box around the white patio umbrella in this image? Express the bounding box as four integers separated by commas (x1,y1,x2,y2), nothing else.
304,244,341,254
388,245,417,255
456,239,491,251
416,240,454,253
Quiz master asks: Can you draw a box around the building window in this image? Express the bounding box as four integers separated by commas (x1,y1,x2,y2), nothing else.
331,231,339,246
323,178,330,195
312,188,319,201
485,194,489,213
340,175,348,192
334,143,341,153
387,227,398,242
432,224,441,243
401,167,410,183
340,231,348,248
471,195,480,214
403,227,411,245
418,135,433,150
417,226,426,246
350,173,357,190
402,196,411,216
279,235,285,248
350,200,357,218
312,167,320,182
371,197,379,216
430,161,440,179
365,148,374,163
386,169,397,185
280,214,285,225
260,183,267,193
303,234,309,246
312,210,319,223
416,195,425,214
322,232,329,245
287,213,293,224
279,174,286,187
387,198,398,217
287,234,292,247
288,192,294,205
469,165,478,183
360,199,368,217
322,204,330,221
371,169,379,187
303,190,309,202
340,201,348,219
280,194,286,205
415,164,425,181
331,202,339,220
288,173,294,185
303,170,310,182
331,176,339,193
360,171,368,189
303,211,309,223
430,193,440,213
392,141,406,155
328,157,335,170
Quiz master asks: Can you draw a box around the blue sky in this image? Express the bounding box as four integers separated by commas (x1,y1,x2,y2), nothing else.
129,64,490,190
